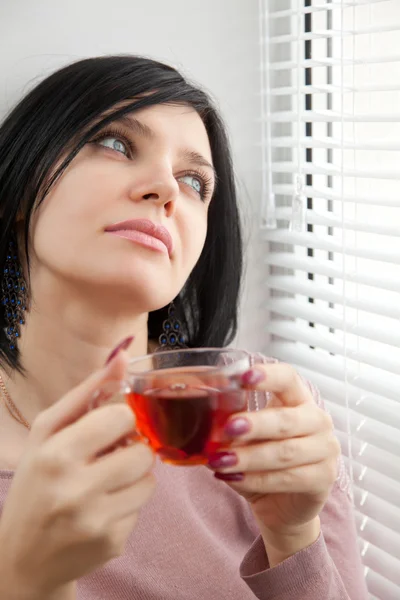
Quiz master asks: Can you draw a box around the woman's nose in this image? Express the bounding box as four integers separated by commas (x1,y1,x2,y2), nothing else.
129,172,179,216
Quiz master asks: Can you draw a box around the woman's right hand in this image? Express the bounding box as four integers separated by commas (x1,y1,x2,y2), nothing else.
0,351,156,600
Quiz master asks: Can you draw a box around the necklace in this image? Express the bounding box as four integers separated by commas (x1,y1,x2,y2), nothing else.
0,373,31,430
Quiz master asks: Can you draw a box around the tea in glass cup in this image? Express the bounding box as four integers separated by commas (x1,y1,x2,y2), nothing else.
125,348,250,466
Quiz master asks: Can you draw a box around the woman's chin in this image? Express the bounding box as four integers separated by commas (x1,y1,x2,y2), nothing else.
97,275,179,312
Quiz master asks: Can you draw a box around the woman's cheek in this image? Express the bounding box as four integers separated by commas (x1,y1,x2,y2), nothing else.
187,225,207,267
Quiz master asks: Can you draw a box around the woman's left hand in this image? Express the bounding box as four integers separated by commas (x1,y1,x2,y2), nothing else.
208,363,341,562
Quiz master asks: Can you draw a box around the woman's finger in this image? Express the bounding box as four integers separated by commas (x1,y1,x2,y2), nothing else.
224,403,333,443
220,461,339,495
240,362,312,407
89,442,155,493
49,402,136,462
209,433,340,474
105,472,157,521
29,350,130,443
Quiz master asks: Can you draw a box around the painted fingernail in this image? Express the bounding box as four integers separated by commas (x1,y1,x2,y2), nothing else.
105,336,134,365
214,472,244,482
240,368,265,387
224,417,251,437
208,452,238,469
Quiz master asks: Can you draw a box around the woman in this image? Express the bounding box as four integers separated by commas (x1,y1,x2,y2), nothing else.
0,56,367,599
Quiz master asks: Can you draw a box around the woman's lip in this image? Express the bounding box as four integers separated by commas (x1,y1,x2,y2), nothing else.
106,229,169,255
105,219,173,256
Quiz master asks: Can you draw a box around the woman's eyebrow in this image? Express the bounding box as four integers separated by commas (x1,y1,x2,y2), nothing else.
116,115,154,139
113,116,217,180
179,149,217,181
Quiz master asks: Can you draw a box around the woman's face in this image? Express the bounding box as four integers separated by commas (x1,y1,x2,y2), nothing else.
30,103,216,312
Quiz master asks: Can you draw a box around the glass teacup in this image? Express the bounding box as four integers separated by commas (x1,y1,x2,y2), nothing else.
94,348,251,466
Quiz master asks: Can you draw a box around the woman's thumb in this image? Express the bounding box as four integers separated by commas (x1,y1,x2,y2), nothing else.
30,337,134,441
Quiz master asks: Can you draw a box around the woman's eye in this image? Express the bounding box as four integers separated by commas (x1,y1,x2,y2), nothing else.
178,174,203,195
97,136,129,156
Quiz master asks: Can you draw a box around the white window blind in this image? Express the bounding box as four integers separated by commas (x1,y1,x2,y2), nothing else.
260,1,400,598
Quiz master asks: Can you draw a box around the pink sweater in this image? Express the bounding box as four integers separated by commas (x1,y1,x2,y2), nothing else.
0,356,368,599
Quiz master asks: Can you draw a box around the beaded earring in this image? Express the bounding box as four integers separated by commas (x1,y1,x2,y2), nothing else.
1,239,27,350
158,302,186,350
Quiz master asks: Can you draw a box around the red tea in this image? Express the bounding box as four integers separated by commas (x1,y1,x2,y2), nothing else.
126,375,248,465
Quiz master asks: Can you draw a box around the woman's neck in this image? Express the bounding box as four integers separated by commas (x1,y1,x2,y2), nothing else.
2,293,152,425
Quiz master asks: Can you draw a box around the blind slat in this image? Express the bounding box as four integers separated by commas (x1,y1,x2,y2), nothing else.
365,568,400,600
336,431,400,487
353,487,400,538
329,405,400,461
266,298,400,347
357,535,400,589
271,184,400,208
270,56,400,71
269,109,400,122
273,207,400,238
265,274,400,319
271,159,400,180
265,253,400,293
355,511,400,575
267,321,400,375
269,23,400,44
267,0,387,20
359,541,400,589
269,82,400,95
271,135,400,152
264,231,400,267
346,459,400,520
270,341,398,403
294,367,400,433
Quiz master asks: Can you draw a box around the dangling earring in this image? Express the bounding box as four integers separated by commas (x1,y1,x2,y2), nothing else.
158,302,186,350
1,238,27,351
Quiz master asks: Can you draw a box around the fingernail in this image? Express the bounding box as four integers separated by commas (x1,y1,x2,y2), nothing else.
208,452,238,469
240,368,265,387
105,336,134,365
214,472,244,482
224,417,251,437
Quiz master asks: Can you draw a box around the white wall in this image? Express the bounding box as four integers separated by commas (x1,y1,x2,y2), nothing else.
0,0,269,351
